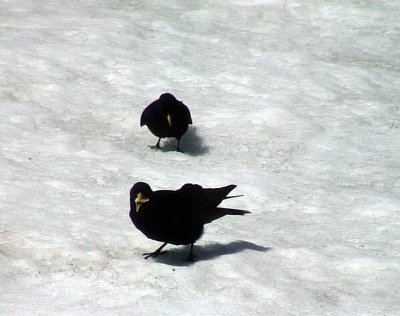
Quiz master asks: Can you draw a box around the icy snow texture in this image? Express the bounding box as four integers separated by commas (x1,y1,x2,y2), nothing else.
1,0,400,315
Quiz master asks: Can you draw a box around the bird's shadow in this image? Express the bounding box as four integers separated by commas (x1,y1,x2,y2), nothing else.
152,240,271,266
162,126,209,156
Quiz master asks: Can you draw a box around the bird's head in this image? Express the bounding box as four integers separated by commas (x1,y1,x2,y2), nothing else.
130,182,152,213
159,93,177,126
159,93,176,103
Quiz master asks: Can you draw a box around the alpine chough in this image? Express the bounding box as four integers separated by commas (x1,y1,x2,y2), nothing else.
140,93,192,152
129,182,250,261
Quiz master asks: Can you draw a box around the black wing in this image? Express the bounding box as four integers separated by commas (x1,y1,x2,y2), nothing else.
140,101,157,126
179,101,193,125
177,184,248,224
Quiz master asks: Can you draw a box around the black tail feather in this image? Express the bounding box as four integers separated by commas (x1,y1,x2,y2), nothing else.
217,207,250,216
224,194,243,200
203,207,250,224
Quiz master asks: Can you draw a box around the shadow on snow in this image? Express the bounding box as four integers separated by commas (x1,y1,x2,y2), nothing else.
160,126,209,156
151,240,271,266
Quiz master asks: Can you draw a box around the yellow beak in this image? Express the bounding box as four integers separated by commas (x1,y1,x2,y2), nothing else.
167,114,172,127
135,192,149,213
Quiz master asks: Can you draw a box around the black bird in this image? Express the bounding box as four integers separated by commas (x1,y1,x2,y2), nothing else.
140,93,192,152
129,182,250,261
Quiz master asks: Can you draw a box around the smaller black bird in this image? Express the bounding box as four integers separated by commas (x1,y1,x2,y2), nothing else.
129,182,250,261
140,93,192,152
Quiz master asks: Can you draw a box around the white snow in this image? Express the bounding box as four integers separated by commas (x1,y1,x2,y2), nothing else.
1,0,400,315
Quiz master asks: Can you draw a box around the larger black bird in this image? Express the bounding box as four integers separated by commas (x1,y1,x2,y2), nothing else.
140,93,192,152
129,182,250,261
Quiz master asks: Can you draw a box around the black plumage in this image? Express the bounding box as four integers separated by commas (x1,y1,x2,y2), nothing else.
140,93,192,152
129,182,250,261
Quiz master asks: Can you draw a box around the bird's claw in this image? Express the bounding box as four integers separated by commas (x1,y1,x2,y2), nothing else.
142,250,168,259
185,254,196,262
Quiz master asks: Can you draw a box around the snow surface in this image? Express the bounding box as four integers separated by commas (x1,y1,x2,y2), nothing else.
1,0,400,315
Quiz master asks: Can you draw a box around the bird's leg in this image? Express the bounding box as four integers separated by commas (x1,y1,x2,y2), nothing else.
149,138,161,149
142,242,168,259
176,139,183,152
186,243,196,262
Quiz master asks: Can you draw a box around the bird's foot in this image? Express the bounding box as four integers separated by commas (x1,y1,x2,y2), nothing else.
149,138,161,150
142,250,168,260
185,253,196,262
